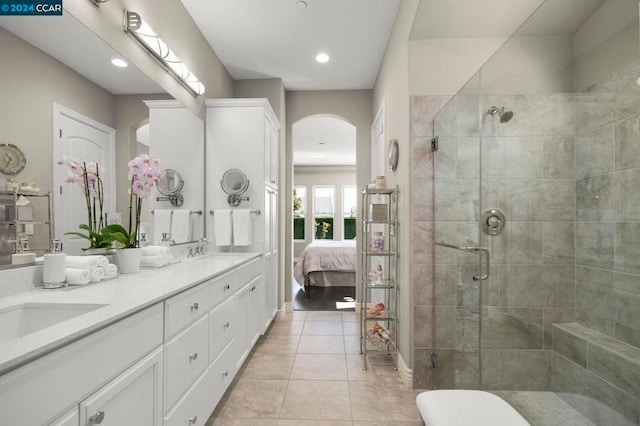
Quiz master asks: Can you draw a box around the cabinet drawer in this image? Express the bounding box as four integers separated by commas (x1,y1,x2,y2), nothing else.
0,304,163,426
209,296,235,363
163,369,212,426
236,257,261,286
209,269,235,308
208,342,237,414
164,315,209,411
165,282,209,339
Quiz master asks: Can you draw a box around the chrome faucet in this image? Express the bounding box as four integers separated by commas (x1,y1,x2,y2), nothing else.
195,238,208,256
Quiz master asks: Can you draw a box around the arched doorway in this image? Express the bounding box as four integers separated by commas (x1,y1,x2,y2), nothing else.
291,115,358,310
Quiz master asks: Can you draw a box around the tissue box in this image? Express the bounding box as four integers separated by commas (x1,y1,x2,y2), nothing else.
6,206,33,221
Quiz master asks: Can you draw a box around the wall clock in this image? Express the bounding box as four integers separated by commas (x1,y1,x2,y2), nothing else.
0,144,26,175
388,138,399,171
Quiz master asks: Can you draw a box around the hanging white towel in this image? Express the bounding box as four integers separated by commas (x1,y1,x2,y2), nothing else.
214,209,232,246
171,210,192,244
153,209,172,244
233,209,252,246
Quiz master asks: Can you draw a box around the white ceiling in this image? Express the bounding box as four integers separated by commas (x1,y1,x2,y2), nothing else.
293,116,356,165
180,0,400,91
0,14,163,95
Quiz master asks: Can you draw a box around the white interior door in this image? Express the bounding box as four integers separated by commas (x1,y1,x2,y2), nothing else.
53,104,115,255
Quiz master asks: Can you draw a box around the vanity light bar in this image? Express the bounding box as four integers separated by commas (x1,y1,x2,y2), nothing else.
123,10,205,96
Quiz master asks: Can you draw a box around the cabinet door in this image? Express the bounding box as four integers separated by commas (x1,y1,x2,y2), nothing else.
234,283,250,368
79,347,163,426
247,275,262,348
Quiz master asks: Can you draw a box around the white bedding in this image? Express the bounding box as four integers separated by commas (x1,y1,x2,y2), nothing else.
294,240,356,286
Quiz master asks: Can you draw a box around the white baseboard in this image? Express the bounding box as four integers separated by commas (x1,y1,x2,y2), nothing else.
284,302,294,313
397,352,413,388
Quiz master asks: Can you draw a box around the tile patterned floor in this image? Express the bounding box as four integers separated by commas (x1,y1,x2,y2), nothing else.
207,310,598,426
206,310,423,426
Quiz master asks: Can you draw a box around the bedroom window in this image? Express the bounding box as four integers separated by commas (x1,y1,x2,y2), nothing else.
293,186,306,240
343,186,357,240
313,186,334,240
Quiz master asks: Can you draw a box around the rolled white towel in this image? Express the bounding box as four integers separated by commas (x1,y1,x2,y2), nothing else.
85,255,109,267
141,246,171,257
140,255,171,268
65,268,91,285
90,267,105,283
65,256,100,270
104,263,118,278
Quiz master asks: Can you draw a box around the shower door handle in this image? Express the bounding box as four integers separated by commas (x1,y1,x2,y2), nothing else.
435,241,490,281
472,247,490,281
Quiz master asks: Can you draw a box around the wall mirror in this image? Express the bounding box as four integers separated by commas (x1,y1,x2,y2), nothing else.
156,169,184,206
0,13,205,265
220,168,249,206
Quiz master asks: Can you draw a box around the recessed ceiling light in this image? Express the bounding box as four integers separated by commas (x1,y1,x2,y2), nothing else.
111,58,128,68
296,1,308,9
315,52,330,63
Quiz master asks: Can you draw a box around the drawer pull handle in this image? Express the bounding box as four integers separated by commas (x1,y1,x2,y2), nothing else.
188,415,198,424
223,322,230,328
224,284,230,290
189,352,198,361
89,411,105,424
191,302,199,311
222,370,229,377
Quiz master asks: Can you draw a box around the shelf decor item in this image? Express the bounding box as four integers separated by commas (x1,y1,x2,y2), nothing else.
103,154,164,250
360,185,398,370
63,158,114,251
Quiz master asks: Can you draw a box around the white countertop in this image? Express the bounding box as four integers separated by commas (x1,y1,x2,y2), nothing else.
0,252,261,376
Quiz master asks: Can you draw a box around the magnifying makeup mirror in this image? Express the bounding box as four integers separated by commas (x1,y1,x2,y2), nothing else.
156,169,185,206
220,168,249,206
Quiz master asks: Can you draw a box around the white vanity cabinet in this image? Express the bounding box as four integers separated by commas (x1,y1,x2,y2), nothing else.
205,99,280,333
0,255,268,426
0,303,164,426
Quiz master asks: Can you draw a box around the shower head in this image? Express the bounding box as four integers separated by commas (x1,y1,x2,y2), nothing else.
488,106,513,123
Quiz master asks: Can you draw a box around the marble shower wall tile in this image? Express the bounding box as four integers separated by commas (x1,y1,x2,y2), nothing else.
482,307,544,350
499,265,575,308
499,349,551,390
575,221,615,270
543,136,575,179
575,124,615,178
552,353,640,426
614,222,640,275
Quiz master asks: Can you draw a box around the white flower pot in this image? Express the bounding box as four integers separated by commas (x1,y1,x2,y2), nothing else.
116,247,142,274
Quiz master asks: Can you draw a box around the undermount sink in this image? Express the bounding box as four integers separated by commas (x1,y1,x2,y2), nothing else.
0,302,107,345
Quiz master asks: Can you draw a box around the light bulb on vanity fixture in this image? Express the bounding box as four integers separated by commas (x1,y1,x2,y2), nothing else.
124,10,205,96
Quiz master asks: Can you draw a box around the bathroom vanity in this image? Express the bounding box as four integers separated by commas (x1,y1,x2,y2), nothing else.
0,253,268,425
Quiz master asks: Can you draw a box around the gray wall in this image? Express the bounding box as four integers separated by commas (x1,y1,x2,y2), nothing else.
0,27,115,195
284,90,373,307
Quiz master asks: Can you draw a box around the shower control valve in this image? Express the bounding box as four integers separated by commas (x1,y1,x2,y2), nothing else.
482,209,506,235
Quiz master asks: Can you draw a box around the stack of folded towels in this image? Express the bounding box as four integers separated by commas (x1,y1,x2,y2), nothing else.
65,255,119,285
140,245,174,268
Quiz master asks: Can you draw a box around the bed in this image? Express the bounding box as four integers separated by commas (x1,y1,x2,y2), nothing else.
294,240,357,287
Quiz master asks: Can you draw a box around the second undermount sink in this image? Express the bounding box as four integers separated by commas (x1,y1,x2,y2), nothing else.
0,302,107,345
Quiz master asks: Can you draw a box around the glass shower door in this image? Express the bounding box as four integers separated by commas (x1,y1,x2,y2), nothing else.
432,71,486,389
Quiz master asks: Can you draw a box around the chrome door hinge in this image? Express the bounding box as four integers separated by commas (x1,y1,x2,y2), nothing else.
431,352,438,369
431,136,438,152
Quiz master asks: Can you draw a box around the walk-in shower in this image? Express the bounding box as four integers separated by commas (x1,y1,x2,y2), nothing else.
412,0,640,424
487,106,513,123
